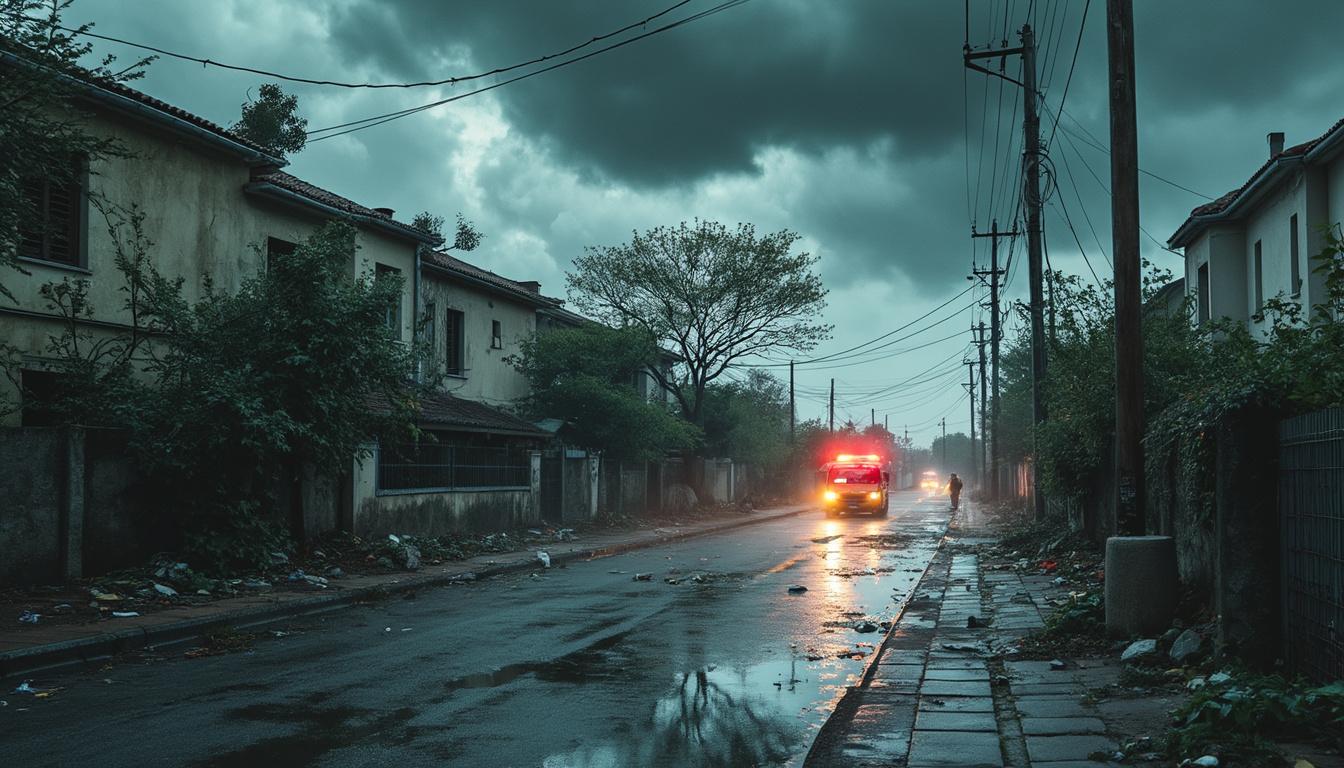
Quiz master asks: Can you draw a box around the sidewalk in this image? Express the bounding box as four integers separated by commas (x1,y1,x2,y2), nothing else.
806,502,1172,768
0,504,810,679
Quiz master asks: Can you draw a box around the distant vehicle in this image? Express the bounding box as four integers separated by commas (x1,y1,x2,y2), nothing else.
819,454,889,518
919,470,941,492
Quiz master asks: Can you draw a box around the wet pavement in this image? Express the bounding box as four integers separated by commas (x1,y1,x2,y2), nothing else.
0,490,952,768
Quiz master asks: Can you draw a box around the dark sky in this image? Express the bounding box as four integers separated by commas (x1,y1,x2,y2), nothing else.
70,0,1344,447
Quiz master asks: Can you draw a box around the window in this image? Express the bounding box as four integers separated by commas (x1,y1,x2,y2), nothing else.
18,159,85,267
1197,263,1210,324
266,237,296,270
19,369,66,426
375,264,402,338
1290,214,1301,297
444,309,465,375
491,319,503,349
377,436,530,491
1253,240,1264,313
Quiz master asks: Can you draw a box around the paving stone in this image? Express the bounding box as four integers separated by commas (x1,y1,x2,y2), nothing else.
1020,717,1107,735
1011,682,1081,696
866,678,920,695
920,679,992,697
872,662,924,681
922,667,990,682
918,695,994,713
1015,696,1091,718
877,649,927,665
925,659,987,671
1025,734,1117,762
913,709,998,732
907,730,1004,767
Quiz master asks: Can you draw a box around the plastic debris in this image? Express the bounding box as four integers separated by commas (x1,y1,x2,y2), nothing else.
633,573,653,581
111,611,140,618
966,615,990,629
18,611,39,624
810,534,843,544
536,552,551,568
268,551,289,565
1179,757,1219,768
1052,576,1066,586
555,528,576,541
153,583,178,598
787,584,808,594
1207,671,1232,685
243,579,272,589
1049,659,1067,670
853,621,879,633
12,681,40,694
1039,559,1058,572
325,567,345,579
446,572,476,583
52,603,73,614
1120,638,1157,661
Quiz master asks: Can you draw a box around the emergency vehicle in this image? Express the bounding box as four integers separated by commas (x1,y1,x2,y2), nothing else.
818,454,890,517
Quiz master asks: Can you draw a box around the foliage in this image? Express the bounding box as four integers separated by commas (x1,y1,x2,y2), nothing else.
23,220,428,571
929,431,980,479
567,220,830,427
701,369,791,471
411,211,483,252
510,323,697,460
1167,672,1344,762
0,0,150,300
230,82,306,157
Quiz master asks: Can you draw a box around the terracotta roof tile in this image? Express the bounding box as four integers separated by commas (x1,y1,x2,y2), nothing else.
417,391,548,436
423,250,558,307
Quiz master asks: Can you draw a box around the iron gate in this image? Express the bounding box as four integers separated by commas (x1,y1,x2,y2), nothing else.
1279,408,1344,682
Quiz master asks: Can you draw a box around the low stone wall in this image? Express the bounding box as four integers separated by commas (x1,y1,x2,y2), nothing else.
355,488,538,536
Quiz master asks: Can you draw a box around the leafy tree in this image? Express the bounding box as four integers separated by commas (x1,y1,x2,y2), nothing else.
231,82,306,157
701,369,791,473
511,323,696,460
411,211,483,253
0,0,150,300
929,431,980,480
28,220,428,570
568,220,829,496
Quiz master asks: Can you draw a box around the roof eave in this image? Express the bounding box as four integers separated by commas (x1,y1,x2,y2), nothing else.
1168,155,1305,249
421,259,560,308
244,182,439,245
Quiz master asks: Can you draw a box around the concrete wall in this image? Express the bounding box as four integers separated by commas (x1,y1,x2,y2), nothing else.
351,449,542,534
420,273,536,408
0,428,66,584
1,108,420,423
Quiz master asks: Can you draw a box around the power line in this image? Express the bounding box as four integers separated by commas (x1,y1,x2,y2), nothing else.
1052,105,1215,200
305,0,751,141
19,1,694,90
1043,0,1089,153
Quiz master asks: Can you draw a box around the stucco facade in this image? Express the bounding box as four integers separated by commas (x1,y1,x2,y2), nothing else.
419,269,538,407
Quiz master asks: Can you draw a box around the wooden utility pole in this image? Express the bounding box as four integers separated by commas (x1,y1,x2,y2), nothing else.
1108,0,1144,534
871,408,875,427
940,417,947,471
828,378,835,433
789,360,796,446
975,321,989,490
964,362,977,487
971,220,1015,500
1022,23,1048,520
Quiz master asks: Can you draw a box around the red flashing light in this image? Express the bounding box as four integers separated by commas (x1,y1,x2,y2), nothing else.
835,453,882,463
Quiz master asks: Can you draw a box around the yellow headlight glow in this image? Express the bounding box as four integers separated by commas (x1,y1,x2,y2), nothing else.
823,490,838,502
868,491,881,500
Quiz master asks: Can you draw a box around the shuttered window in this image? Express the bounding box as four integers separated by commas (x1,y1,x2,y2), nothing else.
18,160,84,267
444,309,465,375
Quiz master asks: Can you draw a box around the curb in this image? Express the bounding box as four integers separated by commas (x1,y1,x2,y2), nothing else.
1,505,813,680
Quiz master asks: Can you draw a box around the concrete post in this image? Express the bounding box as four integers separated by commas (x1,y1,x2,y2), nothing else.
60,426,85,581
1104,535,1177,636
529,451,542,524
587,453,600,520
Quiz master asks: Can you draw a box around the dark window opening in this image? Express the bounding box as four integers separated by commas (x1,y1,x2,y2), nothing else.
491,319,503,349
18,159,84,267
266,237,296,270
444,308,465,375
375,264,402,338
1290,214,1301,296
19,369,67,427
1253,240,1264,312
1197,263,1211,324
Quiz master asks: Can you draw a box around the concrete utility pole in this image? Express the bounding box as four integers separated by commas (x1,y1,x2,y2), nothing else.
1022,23,1048,520
940,417,947,471
975,321,989,490
828,378,835,433
1107,0,1144,534
971,220,1015,500
964,362,977,487
871,408,875,427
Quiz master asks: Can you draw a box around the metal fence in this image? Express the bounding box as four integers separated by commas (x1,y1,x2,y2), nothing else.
1279,408,1344,683
378,441,530,492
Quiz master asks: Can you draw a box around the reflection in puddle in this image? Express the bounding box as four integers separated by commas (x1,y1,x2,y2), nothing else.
542,659,814,768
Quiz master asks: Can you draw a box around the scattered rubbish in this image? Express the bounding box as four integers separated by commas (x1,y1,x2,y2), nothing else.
111,611,140,618
633,573,653,581
446,572,476,583
787,584,808,594
91,589,122,602
1187,676,1207,690
966,615,990,629
18,611,39,625
1,700,6,707
608,570,625,575
400,628,413,632
690,573,707,584
804,653,824,661
268,551,289,566
242,579,272,590
1207,671,1232,685
555,528,576,541
1179,757,1219,768
810,534,843,544
196,589,211,596
152,583,178,598
1120,638,1157,662
270,630,290,638
287,570,328,588
1295,760,1317,768
1049,658,1067,670
325,567,345,579
664,577,682,585
940,642,984,653
12,681,38,694
1052,576,1066,586
527,529,543,536
384,627,392,632
376,556,395,569
51,603,73,614
536,552,551,568
1169,629,1203,663
852,621,880,633
860,567,877,576
1040,559,1058,572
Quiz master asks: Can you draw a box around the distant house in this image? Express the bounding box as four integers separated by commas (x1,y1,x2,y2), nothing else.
1169,122,1344,335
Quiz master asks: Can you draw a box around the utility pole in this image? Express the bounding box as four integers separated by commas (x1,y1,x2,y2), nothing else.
1022,23,1048,520
971,219,1015,500
1108,0,1144,534
828,378,835,433
975,321,989,491
871,408,875,427
964,362,977,488
789,360,796,446
940,417,947,471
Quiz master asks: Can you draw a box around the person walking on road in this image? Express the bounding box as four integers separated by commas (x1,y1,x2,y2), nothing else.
948,473,963,510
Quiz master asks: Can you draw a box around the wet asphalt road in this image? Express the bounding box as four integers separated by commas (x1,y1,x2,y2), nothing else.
2,490,952,768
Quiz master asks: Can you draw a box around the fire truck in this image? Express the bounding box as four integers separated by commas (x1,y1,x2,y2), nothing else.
818,454,890,518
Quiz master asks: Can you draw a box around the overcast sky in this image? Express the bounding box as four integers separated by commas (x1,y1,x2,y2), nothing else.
69,0,1344,449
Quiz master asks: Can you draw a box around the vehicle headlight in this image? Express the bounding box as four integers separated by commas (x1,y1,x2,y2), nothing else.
868,491,881,500
823,490,838,502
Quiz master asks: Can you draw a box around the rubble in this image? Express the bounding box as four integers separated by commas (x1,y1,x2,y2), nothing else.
1120,638,1157,662
1169,628,1203,663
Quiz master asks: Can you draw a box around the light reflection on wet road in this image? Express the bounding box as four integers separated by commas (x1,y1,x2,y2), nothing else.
1,490,952,768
